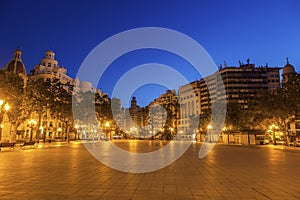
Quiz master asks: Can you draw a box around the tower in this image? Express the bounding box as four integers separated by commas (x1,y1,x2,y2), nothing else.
282,57,296,84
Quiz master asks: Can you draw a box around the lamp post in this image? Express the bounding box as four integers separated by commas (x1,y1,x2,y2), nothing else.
0,100,10,141
207,124,212,142
269,124,279,145
170,128,174,135
222,127,228,144
28,119,37,141
74,124,79,140
105,122,110,140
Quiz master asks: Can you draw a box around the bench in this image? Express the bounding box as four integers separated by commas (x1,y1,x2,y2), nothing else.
0,142,15,151
21,141,36,149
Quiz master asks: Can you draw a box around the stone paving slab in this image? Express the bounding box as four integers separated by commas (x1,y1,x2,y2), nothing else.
0,141,300,199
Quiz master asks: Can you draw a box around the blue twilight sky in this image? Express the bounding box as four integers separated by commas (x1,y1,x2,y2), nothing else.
0,0,300,107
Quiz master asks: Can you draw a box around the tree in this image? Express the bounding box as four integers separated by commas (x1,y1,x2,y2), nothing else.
26,79,56,141
256,90,293,133
0,71,33,142
162,99,180,134
199,108,211,133
50,80,74,142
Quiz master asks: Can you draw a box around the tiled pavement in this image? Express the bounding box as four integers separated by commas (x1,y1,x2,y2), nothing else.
0,141,300,199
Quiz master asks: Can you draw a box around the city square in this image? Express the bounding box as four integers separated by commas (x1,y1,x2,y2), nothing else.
1,141,300,199
1,1,300,199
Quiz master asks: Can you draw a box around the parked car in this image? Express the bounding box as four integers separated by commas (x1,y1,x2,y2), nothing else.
275,138,286,145
294,139,300,147
256,135,270,145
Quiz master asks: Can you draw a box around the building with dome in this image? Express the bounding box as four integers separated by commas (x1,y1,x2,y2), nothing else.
28,50,73,84
3,48,27,82
280,58,300,141
0,48,28,141
282,57,297,84
4,48,27,75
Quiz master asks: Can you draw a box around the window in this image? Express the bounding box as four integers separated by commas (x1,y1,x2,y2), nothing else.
296,122,300,130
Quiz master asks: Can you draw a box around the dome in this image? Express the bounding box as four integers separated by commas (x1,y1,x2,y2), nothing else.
6,60,26,74
282,57,296,75
4,48,27,75
79,81,94,92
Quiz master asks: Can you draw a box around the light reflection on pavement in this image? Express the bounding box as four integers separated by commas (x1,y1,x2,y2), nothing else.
0,141,300,199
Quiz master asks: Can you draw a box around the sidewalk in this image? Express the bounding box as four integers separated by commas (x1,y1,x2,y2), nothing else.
0,140,81,152
216,142,300,152
1,141,300,199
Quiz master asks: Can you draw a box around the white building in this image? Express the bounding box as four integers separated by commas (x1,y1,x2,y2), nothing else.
178,81,201,134
29,50,73,84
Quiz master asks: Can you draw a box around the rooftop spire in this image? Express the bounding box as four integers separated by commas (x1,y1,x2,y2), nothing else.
286,57,289,64
13,47,22,60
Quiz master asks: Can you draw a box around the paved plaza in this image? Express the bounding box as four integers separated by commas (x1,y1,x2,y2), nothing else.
1,141,300,199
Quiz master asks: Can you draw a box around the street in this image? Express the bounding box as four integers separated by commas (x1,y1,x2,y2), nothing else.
0,141,300,199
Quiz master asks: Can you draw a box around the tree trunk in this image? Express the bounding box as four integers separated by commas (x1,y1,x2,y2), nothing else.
228,132,230,144
36,113,42,143
65,123,70,143
10,122,18,142
247,131,250,146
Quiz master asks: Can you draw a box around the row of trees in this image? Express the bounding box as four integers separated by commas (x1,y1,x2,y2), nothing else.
2,69,299,142
0,71,114,142
197,75,300,139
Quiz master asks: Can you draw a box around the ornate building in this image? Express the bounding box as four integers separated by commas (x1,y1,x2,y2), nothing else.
129,97,148,134
1,48,27,141
29,50,73,83
3,48,27,85
1,48,107,142
282,57,297,84
281,58,300,138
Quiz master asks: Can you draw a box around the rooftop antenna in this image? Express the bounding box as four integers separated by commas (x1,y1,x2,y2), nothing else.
224,60,227,68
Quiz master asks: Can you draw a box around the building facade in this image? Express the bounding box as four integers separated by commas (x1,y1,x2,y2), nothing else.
147,90,178,136
1,48,107,142
29,50,73,84
178,81,201,134
200,61,281,111
281,58,300,137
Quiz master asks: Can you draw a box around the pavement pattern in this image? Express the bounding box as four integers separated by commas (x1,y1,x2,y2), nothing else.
0,141,300,199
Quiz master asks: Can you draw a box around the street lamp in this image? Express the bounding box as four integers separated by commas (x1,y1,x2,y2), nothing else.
105,122,110,139
170,128,174,134
207,124,212,129
0,100,10,141
207,124,212,142
74,124,79,140
269,124,279,145
28,119,37,141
